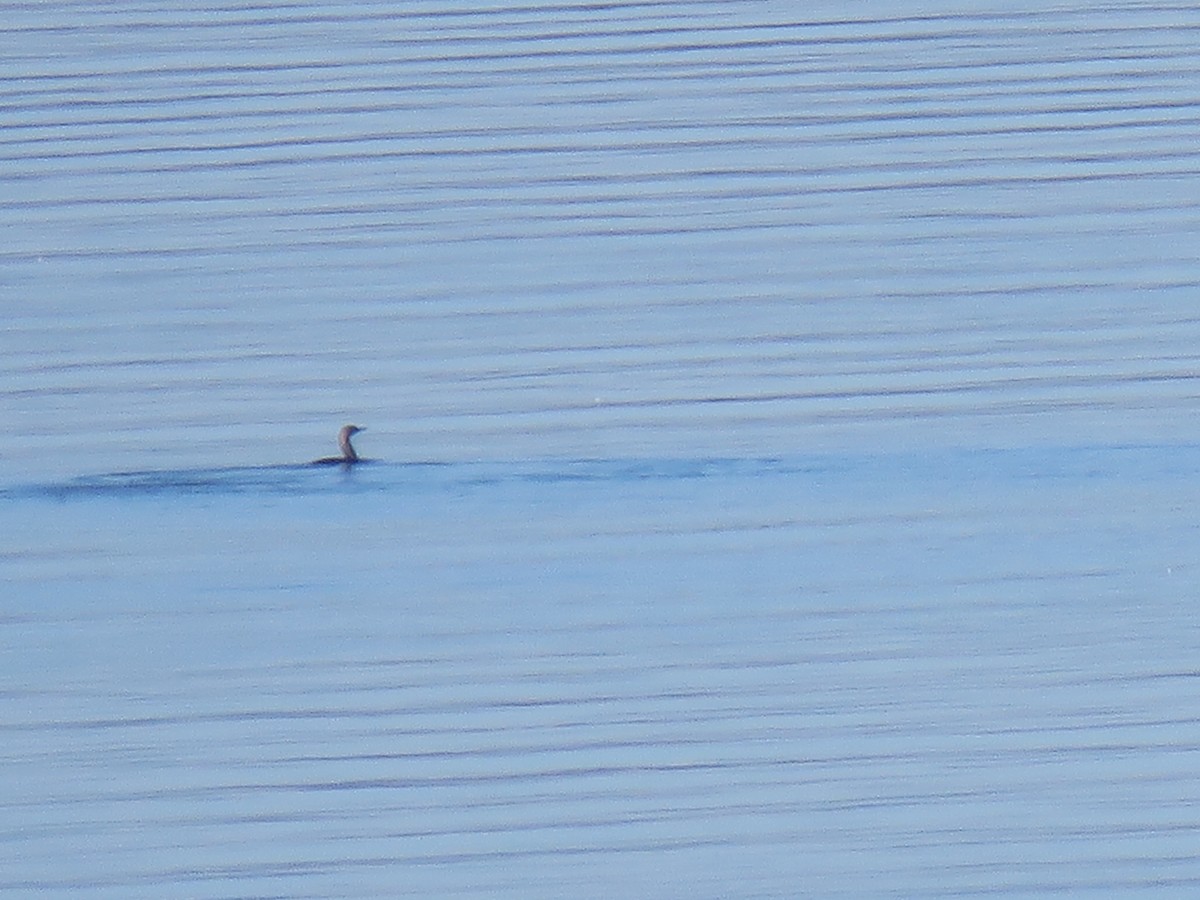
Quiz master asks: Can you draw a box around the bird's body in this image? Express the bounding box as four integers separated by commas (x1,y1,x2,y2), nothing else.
312,424,365,465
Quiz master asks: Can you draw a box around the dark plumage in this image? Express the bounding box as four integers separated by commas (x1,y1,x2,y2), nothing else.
312,424,364,465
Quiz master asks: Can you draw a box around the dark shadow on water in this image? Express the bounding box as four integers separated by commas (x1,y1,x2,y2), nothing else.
6,460,390,501
2,457,829,502
3,445,1197,502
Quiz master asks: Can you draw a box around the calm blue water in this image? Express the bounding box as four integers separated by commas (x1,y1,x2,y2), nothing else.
4,3,1200,897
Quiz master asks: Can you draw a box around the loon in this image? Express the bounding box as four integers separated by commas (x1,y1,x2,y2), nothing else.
312,424,365,465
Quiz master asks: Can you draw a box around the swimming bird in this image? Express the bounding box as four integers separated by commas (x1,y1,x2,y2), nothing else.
312,424,365,465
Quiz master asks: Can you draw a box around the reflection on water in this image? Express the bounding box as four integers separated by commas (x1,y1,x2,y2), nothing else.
8,443,1200,500
13,457,806,499
4,2,1200,898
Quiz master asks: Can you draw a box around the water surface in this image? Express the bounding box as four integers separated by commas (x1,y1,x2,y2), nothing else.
4,2,1200,897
